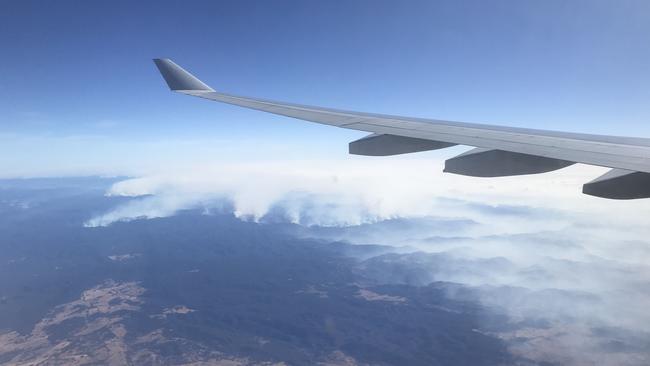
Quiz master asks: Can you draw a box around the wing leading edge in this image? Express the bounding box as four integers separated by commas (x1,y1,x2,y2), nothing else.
153,58,650,200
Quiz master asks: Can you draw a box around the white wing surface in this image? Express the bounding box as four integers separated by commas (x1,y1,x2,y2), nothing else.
154,58,650,200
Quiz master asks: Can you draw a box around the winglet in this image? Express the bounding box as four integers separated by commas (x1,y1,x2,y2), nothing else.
153,58,214,92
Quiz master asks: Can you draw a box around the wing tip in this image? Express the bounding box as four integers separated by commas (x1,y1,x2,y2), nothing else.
153,58,214,92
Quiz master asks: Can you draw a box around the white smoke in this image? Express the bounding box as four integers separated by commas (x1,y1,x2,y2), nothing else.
84,158,650,230
82,157,650,365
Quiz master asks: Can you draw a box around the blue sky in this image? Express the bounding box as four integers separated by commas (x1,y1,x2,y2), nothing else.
1,0,650,176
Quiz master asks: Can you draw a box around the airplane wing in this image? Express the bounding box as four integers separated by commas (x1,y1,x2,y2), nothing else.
153,58,650,200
